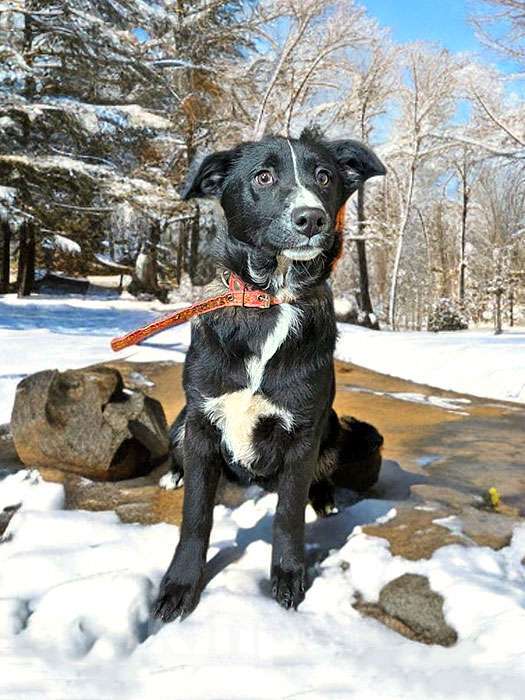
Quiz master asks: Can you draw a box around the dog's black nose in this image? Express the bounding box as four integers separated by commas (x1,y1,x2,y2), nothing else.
291,207,327,237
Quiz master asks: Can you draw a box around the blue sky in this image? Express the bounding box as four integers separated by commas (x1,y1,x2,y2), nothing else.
362,0,480,53
362,0,525,83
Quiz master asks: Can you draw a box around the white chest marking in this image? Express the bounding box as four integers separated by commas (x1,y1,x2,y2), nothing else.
202,304,301,468
286,139,326,212
245,303,301,392
203,389,294,467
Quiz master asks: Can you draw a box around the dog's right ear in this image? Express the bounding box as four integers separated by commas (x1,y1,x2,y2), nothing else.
179,150,234,200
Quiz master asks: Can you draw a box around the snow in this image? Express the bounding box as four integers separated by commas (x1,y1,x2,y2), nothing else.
0,470,64,513
0,469,524,699
1,295,525,697
336,324,525,404
47,233,82,255
0,295,190,424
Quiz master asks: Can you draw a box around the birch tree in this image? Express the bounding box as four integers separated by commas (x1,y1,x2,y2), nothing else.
386,44,462,329
227,0,376,138
328,36,399,328
471,0,525,72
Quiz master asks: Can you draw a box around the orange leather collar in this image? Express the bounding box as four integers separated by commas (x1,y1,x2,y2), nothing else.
110,271,281,352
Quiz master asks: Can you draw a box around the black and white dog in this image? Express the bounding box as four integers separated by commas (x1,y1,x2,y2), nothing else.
153,129,386,623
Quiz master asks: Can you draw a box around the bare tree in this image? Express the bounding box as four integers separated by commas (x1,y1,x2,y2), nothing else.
226,0,375,138
386,44,462,329
1,220,11,293
471,0,525,73
330,36,399,328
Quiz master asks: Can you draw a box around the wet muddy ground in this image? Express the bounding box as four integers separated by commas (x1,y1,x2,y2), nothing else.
2,358,523,538
110,359,525,516
333,362,525,515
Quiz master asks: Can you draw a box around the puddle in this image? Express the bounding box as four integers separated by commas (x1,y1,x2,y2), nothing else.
345,386,472,414
417,455,442,468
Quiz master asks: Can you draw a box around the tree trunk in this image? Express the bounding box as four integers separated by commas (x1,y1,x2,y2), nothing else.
175,222,189,287
494,291,503,335
356,184,379,330
389,162,416,330
1,221,11,293
458,181,469,303
130,222,161,298
17,222,36,297
189,204,200,284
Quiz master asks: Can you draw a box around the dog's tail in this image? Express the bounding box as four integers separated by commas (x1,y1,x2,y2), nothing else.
310,410,383,515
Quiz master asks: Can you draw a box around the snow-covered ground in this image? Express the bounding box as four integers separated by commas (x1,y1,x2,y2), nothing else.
336,325,525,405
1,295,524,426
1,469,525,700
0,295,191,424
1,294,525,698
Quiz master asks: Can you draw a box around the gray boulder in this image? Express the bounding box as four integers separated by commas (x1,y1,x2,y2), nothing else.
11,367,169,480
355,573,458,647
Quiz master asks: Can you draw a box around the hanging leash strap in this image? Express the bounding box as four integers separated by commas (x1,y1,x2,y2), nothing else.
110,272,281,352
111,204,348,352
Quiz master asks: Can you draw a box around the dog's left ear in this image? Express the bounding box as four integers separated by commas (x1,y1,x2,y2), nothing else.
179,149,235,200
326,140,386,199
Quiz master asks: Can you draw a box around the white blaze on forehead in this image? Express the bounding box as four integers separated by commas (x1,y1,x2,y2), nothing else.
286,139,326,212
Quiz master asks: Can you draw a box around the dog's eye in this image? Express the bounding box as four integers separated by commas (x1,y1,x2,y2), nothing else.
253,170,274,187
315,168,332,187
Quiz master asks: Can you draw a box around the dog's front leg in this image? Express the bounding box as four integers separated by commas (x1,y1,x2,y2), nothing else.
271,442,316,610
153,415,221,623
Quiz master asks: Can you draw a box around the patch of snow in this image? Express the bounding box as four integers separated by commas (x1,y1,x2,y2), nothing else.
47,234,82,255
375,507,397,524
346,386,473,414
336,324,525,404
0,475,524,699
0,469,64,513
333,296,356,317
0,295,190,423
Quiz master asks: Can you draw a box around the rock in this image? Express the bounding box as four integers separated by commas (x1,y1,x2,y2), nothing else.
33,466,68,484
354,599,433,644
410,484,483,512
35,465,184,526
378,574,457,647
64,477,159,512
1,503,20,537
439,506,521,550
0,424,23,471
362,506,465,560
11,367,169,480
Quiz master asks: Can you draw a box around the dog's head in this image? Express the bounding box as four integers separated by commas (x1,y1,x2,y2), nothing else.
181,131,385,292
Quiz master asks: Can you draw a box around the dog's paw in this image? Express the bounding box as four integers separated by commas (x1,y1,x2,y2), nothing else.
158,471,184,490
152,580,200,623
271,566,305,610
